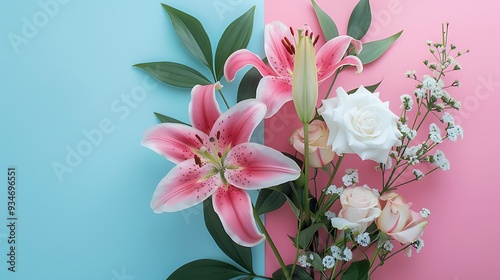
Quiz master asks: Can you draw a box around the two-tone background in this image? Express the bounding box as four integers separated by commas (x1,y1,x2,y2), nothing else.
1,0,498,279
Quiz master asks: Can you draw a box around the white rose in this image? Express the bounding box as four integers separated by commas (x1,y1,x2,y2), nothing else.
320,86,402,163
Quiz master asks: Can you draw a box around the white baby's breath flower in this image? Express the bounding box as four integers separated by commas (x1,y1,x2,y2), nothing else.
414,88,426,98
422,75,437,90
429,123,443,143
356,232,371,247
330,245,342,260
383,240,394,252
298,254,311,268
412,169,424,180
322,256,335,269
446,125,463,142
326,185,343,195
413,237,425,253
343,248,353,261
400,94,414,111
452,100,461,109
441,112,455,125
432,150,450,170
342,169,359,187
406,247,413,257
420,208,431,218
404,145,423,165
325,211,336,220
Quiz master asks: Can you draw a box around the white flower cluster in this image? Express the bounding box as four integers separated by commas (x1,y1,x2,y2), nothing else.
403,144,426,165
322,255,335,269
342,169,359,186
412,169,424,180
441,112,463,142
432,150,450,170
329,245,352,262
383,240,394,252
297,254,312,268
400,94,414,111
399,123,417,140
420,208,431,218
325,185,343,196
356,232,371,247
413,237,425,253
429,123,443,143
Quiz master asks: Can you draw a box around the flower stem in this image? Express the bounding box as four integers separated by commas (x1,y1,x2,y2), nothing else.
253,208,291,280
218,89,231,109
303,121,311,223
324,69,341,99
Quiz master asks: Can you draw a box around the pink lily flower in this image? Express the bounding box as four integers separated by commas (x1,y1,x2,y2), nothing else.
142,83,301,247
224,21,364,118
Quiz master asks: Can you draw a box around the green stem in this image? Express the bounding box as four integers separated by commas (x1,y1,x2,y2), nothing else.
217,89,230,109
303,121,311,223
324,69,341,99
253,208,290,280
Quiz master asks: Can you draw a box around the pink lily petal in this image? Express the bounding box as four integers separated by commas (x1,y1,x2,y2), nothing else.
150,159,221,213
212,186,265,246
189,83,223,135
224,142,301,190
265,21,294,78
210,99,266,149
141,123,209,164
316,36,363,82
256,76,293,118
224,49,275,82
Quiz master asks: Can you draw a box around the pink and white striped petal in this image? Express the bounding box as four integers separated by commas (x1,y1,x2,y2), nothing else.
189,83,223,135
256,76,293,118
316,36,363,82
212,186,265,247
141,123,209,164
150,159,221,213
224,143,301,190
210,99,266,150
224,49,275,82
265,21,295,78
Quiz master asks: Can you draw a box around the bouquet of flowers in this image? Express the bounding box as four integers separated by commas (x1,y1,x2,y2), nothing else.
135,1,468,279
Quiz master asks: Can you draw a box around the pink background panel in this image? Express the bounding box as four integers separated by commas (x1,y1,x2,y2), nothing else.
264,0,500,279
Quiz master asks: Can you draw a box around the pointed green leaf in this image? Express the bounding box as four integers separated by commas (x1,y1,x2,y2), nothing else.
347,0,372,40
341,260,370,280
272,265,313,280
237,67,262,102
153,112,189,125
358,31,403,64
215,6,255,80
311,0,339,40
203,199,254,273
294,223,324,249
347,79,382,94
167,259,247,280
134,62,211,88
255,181,292,215
162,4,213,72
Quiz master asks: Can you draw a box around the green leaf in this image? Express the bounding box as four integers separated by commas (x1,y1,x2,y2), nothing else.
134,62,211,88
272,265,313,280
311,0,339,40
294,223,324,249
215,6,255,80
255,188,287,215
341,260,370,280
357,31,403,64
153,112,189,125
309,252,324,271
167,259,247,280
203,199,254,273
347,79,382,94
237,66,262,102
347,0,372,40
162,4,213,72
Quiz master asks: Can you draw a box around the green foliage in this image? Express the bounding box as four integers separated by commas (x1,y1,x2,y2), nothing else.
133,62,211,88
237,67,262,102
153,112,189,125
215,6,256,80
341,260,370,280
311,0,339,40
166,259,248,280
272,265,313,280
347,0,372,40
358,31,403,64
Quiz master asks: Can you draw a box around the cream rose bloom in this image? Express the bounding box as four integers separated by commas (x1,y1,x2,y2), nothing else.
376,193,428,244
289,120,335,167
320,86,402,163
330,186,381,234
